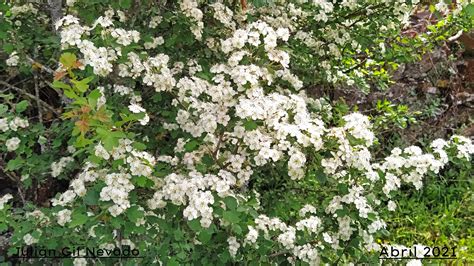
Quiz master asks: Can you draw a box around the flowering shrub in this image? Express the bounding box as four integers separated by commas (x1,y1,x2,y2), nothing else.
0,0,473,264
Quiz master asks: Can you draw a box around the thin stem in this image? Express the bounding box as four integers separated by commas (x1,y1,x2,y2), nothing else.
0,81,60,116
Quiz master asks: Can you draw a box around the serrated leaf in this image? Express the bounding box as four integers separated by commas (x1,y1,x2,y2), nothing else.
59,53,77,69
75,120,89,134
63,89,78,99
133,175,148,187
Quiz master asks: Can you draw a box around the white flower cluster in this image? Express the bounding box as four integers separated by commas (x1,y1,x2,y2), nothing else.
109,28,140,46
56,15,120,76
256,1,420,86
148,16,162,29
376,136,472,193
180,0,204,40
56,209,72,226
144,36,164,50
26,210,50,226
6,51,20,66
5,137,21,151
100,172,134,217
23,233,39,245
0,116,29,132
10,3,38,17
148,170,236,227
51,156,74,177
227,236,240,258
211,3,235,29
52,139,156,217
252,212,323,265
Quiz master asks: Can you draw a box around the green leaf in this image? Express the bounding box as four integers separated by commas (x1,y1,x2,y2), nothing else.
102,134,119,151
132,142,147,151
133,175,149,187
6,158,24,171
51,80,72,90
314,169,327,184
69,212,88,228
126,206,144,222
223,210,240,223
3,43,14,54
167,259,179,266
465,4,474,17
198,229,213,244
232,224,242,235
223,197,238,210
84,189,100,205
188,219,202,232
71,78,91,93
88,89,101,108
59,53,77,69
244,120,258,131
120,0,132,9
202,154,214,166
184,140,199,152
15,100,29,113
0,104,7,115
63,89,78,99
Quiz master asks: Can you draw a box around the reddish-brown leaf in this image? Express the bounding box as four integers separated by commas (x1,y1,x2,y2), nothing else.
75,119,89,134
81,105,91,114
241,0,247,11
54,71,67,80
72,60,83,69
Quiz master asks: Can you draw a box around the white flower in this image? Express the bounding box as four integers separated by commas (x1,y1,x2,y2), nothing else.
323,232,333,243
227,236,240,257
387,200,397,211
51,157,74,177
66,0,77,6
23,233,39,245
406,259,422,266
6,137,21,151
0,118,8,132
56,209,72,226
6,52,20,66
95,143,110,160
245,226,258,245
299,204,317,217
128,103,145,113
0,194,13,209
73,258,87,266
